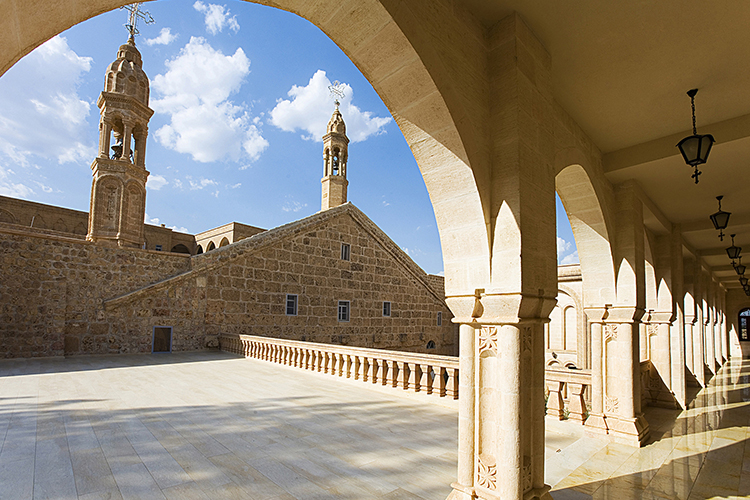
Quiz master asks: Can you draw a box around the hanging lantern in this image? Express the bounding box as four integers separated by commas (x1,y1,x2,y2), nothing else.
727,234,742,260
736,256,746,276
709,196,731,241
740,276,748,287
676,89,715,183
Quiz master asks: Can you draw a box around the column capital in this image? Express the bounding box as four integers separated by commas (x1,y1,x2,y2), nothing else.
649,310,674,324
584,306,610,323
605,306,645,323
448,291,556,325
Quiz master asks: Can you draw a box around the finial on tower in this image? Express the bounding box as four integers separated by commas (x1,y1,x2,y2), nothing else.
121,3,155,42
328,80,345,109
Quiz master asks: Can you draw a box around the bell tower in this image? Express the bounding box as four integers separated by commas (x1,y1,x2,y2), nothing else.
87,27,153,247
321,103,349,211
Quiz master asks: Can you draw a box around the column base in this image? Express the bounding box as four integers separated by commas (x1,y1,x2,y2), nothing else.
605,413,650,446
447,483,475,500
584,413,608,437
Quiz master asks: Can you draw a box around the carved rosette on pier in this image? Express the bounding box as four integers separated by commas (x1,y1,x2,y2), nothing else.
87,33,153,248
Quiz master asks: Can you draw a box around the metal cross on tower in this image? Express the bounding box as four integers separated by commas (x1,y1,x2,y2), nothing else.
328,81,345,108
121,3,155,39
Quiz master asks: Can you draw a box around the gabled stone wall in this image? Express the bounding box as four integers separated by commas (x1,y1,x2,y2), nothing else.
105,208,457,355
1,205,456,358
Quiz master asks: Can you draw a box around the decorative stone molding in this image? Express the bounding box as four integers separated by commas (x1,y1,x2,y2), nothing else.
522,456,532,491
647,323,658,337
522,326,532,353
604,323,618,342
605,396,619,414
476,455,497,490
478,326,498,354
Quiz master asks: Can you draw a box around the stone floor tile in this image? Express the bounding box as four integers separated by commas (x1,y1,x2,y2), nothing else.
110,462,167,500
70,447,119,496
33,437,77,500
0,456,34,500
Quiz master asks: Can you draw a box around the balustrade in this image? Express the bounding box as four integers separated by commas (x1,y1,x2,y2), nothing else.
219,333,590,416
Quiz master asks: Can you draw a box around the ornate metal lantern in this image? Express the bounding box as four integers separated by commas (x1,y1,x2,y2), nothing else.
709,196,731,241
676,89,715,183
727,234,742,260
736,256,746,276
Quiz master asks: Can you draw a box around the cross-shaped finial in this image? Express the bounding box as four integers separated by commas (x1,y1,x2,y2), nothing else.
328,81,345,108
121,3,155,40
691,166,702,184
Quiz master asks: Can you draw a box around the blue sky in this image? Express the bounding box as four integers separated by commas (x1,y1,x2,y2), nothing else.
0,0,578,274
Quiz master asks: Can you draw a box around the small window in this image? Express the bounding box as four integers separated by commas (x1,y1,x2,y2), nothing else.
341,243,350,261
383,301,391,317
740,308,750,341
155,244,162,251
338,300,350,322
286,294,298,316
437,311,442,326
426,340,436,349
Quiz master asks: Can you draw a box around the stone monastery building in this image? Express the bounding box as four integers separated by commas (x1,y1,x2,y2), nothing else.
4,2,750,500
0,33,457,358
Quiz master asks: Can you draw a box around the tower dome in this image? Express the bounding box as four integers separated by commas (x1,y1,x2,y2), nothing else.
326,106,347,135
103,38,150,106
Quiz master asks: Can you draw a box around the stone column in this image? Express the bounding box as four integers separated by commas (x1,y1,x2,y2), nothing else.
601,307,649,445
693,261,706,386
649,310,677,408
584,307,608,433
667,226,687,408
122,120,133,163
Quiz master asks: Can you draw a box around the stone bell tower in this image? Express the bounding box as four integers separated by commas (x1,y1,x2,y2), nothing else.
321,103,349,211
87,33,153,247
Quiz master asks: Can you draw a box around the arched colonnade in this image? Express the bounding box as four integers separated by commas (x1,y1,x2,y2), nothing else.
0,2,736,499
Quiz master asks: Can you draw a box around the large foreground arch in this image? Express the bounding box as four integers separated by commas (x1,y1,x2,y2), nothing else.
0,0,492,297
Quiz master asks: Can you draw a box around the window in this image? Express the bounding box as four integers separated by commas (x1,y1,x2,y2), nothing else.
338,300,350,322
740,308,750,341
341,243,350,261
286,294,298,316
155,244,162,251
383,301,391,317
437,311,442,326
426,340,436,349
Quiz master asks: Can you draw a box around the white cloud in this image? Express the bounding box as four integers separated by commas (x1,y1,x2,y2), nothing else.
561,251,579,265
282,197,307,213
146,174,168,190
145,27,177,46
0,36,94,166
151,37,268,163
193,1,240,35
270,70,391,142
229,183,241,189
0,166,34,198
188,177,218,190
557,236,571,256
145,213,189,233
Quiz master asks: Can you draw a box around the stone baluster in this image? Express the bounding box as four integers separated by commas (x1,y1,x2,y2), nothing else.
421,365,432,394
567,383,587,423
398,361,409,389
367,358,377,383
545,380,565,419
445,367,458,399
385,360,397,387
375,359,386,385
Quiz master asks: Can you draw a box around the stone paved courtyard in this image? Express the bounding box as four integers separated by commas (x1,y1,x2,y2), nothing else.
1,351,749,499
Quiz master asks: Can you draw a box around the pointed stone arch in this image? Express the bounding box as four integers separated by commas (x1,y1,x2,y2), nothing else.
555,158,617,307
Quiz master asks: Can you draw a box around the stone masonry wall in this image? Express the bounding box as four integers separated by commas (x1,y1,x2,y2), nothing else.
105,207,456,355
0,224,191,358
1,205,456,358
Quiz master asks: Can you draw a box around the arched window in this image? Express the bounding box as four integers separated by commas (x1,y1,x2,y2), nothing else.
170,244,190,254
426,340,436,349
332,148,339,175
739,308,750,341
219,237,230,247
196,245,204,255
207,241,216,251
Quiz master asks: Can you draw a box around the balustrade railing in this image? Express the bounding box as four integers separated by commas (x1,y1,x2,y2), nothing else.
219,334,592,420
544,366,592,424
219,333,459,399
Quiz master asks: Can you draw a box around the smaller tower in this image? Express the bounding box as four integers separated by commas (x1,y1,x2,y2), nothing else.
321,103,349,210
